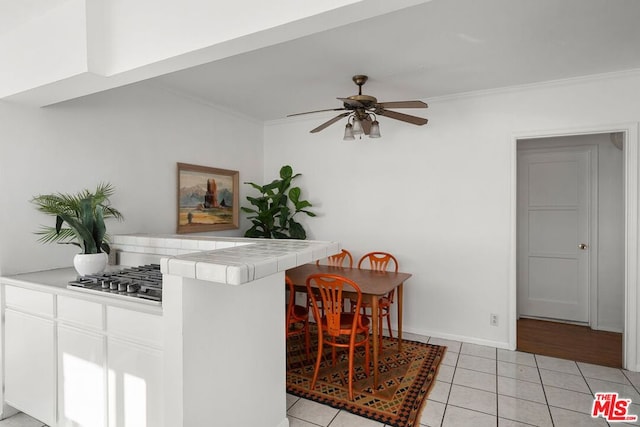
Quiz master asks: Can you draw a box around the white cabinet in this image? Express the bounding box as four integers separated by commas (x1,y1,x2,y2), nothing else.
108,338,163,427
57,325,106,427
2,282,164,427
4,309,55,427
56,299,163,427
106,306,163,427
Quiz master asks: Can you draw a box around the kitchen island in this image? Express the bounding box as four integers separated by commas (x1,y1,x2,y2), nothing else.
0,234,339,427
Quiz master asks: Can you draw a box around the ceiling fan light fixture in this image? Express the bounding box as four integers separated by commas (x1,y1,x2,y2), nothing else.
289,74,428,139
343,123,355,140
369,120,381,138
352,117,364,135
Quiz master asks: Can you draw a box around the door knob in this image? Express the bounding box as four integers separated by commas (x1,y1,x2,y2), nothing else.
578,243,588,250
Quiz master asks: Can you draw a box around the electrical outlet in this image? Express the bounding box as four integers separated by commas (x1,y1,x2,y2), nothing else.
490,313,498,326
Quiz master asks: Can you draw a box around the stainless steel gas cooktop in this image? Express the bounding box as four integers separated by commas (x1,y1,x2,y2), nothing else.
67,264,162,305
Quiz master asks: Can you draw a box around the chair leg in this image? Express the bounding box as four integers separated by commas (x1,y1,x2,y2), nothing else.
304,320,311,360
310,333,323,392
386,310,393,339
348,342,356,401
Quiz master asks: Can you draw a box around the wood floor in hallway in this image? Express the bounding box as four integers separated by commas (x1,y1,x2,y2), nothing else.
517,318,623,368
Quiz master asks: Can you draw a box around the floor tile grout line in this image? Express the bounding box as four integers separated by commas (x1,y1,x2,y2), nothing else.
495,390,552,407
622,370,640,396
534,354,556,426
453,365,497,377
498,415,539,427
544,383,596,397
326,409,340,427
288,413,325,427
574,361,613,427
444,403,499,420
547,402,618,417
537,365,637,397
576,361,597,399
439,348,460,426
495,348,499,427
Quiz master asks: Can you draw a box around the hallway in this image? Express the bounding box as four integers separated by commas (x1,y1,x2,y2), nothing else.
517,318,622,368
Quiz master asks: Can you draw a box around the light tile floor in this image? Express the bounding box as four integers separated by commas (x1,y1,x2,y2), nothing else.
2,333,637,427
286,332,640,427
0,412,46,427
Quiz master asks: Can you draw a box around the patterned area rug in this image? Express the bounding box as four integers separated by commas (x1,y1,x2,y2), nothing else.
286,328,446,427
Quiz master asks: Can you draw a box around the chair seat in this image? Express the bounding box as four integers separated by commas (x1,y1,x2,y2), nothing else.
320,313,370,333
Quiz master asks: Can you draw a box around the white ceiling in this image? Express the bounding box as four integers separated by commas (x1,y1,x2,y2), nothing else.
133,0,640,122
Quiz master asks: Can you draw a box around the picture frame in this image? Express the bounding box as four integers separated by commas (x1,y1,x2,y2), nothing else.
177,162,239,233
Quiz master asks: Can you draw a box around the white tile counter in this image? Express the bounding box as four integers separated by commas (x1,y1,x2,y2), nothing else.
112,234,340,285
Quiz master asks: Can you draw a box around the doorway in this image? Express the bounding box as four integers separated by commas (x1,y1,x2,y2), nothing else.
516,132,624,365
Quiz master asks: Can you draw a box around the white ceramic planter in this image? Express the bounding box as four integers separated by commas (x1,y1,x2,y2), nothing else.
73,252,108,276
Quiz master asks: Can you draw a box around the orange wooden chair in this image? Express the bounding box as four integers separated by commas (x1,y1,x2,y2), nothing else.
350,252,399,348
286,276,310,360
306,273,370,401
313,249,353,316
316,249,353,268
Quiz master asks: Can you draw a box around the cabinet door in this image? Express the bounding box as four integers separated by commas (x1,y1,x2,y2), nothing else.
107,338,164,427
58,325,106,427
5,309,55,426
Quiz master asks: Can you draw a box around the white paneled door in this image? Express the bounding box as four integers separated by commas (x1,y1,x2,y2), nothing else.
517,146,594,323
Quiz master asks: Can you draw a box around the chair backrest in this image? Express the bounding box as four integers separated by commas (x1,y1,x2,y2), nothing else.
357,251,399,273
316,249,353,268
306,273,363,337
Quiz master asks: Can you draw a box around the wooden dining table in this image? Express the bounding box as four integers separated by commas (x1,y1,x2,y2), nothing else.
286,263,412,388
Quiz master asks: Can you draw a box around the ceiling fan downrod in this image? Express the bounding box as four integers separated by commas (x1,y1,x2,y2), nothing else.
353,75,368,95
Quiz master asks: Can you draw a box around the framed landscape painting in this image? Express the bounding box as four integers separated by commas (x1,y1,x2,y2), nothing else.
177,163,239,233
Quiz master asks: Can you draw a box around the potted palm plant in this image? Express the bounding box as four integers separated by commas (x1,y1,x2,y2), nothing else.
31,183,124,275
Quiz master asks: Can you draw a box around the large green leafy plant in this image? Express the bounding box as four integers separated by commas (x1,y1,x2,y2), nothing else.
242,165,316,239
31,183,124,254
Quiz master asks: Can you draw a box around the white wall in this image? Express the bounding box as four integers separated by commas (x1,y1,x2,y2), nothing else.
263,70,640,348
0,83,263,276
519,134,624,332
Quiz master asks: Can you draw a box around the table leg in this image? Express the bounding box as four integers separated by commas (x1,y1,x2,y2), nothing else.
397,283,404,353
371,294,379,389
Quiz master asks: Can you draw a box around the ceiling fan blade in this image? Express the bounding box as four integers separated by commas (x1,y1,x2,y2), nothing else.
310,112,350,133
337,97,364,108
377,109,428,126
376,100,428,109
287,107,347,117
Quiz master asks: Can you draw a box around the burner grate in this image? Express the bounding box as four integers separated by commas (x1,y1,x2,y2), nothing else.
68,264,162,304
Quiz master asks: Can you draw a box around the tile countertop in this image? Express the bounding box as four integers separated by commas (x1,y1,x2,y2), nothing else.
111,234,340,286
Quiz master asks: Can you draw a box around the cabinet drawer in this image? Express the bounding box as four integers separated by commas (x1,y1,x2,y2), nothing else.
4,286,53,317
5,309,55,427
58,295,103,330
107,306,162,348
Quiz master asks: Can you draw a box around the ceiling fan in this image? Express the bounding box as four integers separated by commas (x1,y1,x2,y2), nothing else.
287,75,428,139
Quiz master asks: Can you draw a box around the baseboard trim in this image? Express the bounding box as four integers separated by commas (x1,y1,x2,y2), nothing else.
401,327,512,350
